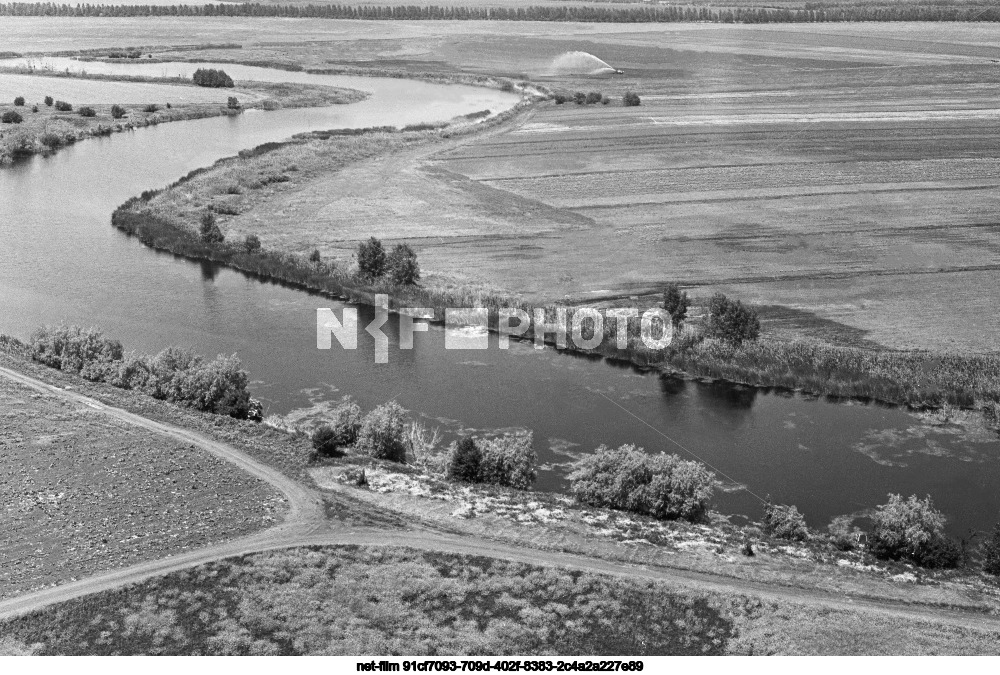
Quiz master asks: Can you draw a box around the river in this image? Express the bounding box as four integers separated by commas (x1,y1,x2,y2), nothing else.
1,58,998,535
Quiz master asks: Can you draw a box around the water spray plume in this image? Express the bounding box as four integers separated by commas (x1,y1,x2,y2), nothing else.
549,51,620,76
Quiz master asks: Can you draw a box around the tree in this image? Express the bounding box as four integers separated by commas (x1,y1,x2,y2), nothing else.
982,523,1000,576
13,96,24,106
869,494,961,569
311,424,341,457
54,100,72,112
662,283,690,326
243,234,262,254
386,243,420,285
111,104,126,119
623,91,641,107
78,106,96,117
192,68,235,88
356,237,386,279
355,401,408,462
199,212,224,244
707,293,760,345
585,91,603,104
478,432,537,490
446,436,482,483
44,96,53,106
762,500,809,541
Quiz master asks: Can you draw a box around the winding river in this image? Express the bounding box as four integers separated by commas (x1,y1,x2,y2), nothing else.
2,59,999,535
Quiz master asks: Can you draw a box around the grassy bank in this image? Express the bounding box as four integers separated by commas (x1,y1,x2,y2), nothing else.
0,68,366,163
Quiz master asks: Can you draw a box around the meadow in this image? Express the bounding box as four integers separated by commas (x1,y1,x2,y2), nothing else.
3,544,1000,655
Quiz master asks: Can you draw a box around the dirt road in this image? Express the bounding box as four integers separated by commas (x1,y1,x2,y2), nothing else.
2,364,999,636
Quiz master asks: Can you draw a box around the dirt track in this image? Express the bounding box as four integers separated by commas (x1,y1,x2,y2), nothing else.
2,363,1000,635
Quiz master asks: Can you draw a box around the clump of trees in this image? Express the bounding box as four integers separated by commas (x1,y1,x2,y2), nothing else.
1,110,23,124
762,500,809,541
662,283,690,326
78,106,96,118
355,401,409,462
54,100,72,112
707,292,760,345
192,68,235,88
869,494,962,569
29,324,255,418
200,212,224,243
446,432,537,490
356,237,420,285
13,96,24,106
623,91,641,107
568,444,718,522
111,104,126,119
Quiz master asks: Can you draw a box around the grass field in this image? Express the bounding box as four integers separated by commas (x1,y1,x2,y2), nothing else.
3,544,1000,655
0,355,285,600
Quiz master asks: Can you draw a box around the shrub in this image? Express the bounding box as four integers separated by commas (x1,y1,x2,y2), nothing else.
762,500,809,541
356,401,408,462
601,96,610,105
569,444,717,521
192,68,235,88
31,105,38,113
982,523,1000,576
478,432,537,490
869,494,961,569
386,243,420,286
1,111,23,124
311,424,341,457
54,100,72,111
662,283,690,326
573,91,586,105
44,96,53,106
142,104,159,113
327,401,363,447
78,106,96,117
309,249,322,264
447,436,482,483
243,234,262,254
707,293,760,345
827,516,862,551
111,104,126,119
29,324,123,374
356,237,386,279
13,96,24,106
623,91,641,107
585,91,603,104
199,212,224,244
552,93,568,104
227,96,240,110
40,132,63,149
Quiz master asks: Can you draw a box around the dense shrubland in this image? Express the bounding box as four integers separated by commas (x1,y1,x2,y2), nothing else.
27,324,258,419
568,444,718,522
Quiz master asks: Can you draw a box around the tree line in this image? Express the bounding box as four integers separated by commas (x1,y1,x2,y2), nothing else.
5,2,1000,23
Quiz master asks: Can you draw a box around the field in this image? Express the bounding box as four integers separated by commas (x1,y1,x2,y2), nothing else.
0,353,285,600
4,544,1000,656
17,18,993,352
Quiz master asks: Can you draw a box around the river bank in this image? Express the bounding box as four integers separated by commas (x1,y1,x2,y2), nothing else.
3,340,1000,656
0,67,366,163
